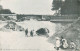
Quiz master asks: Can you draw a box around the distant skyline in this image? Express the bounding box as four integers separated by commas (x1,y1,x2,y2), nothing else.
0,0,55,15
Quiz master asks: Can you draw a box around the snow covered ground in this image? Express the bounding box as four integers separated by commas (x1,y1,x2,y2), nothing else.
0,31,65,51
0,20,65,51
0,31,53,51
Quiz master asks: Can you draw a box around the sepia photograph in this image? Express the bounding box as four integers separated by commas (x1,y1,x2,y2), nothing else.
0,0,80,51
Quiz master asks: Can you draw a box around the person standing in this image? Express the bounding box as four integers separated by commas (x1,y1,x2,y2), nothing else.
55,37,61,51
30,30,33,37
25,29,28,37
62,39,68,49
60,36,68,49
60,36,64,48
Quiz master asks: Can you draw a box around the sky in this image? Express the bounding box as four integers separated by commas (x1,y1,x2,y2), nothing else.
0,0,54,15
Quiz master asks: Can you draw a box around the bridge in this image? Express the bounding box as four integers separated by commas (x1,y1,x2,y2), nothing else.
0,14,79,23
42,15,79,23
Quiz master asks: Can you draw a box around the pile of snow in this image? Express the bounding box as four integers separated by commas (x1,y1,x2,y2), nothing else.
16,20,56,37
0,21,24,31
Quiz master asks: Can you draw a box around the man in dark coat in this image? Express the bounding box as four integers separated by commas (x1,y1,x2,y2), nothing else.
30,30,34,37
25,29,28,37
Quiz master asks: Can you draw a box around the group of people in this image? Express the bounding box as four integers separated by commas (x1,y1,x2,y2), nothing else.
25,29,35,37
55,36,76,51
25,28,50,37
